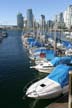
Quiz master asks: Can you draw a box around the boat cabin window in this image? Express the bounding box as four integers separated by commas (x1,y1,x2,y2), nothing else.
40,84,46,87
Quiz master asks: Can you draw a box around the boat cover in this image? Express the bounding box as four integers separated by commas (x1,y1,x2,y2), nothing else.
46,50,55,60
48,64,72,87
51,56,72,66
62,41,72,48
27,37,35,44
33,49,54,55
30,40,44,47
32,48,46,53
66,44,72,49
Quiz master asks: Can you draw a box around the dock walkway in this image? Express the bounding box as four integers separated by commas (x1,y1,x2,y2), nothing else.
45,94,68,108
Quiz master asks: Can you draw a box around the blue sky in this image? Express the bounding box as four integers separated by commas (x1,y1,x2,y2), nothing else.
0,0,72,25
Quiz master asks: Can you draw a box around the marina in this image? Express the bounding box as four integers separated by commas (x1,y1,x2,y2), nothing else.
0,30,59,108
0,29,72,108
21,29,72,108
0,0,72,108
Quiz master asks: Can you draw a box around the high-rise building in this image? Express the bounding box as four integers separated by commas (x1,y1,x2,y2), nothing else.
24,19,27,28
47,20,54,29
40,15,46,34
27,9,33,29
17,12,24,28
64,5,72,29
54,13,64,23
54,12,65,29
57,13,64,23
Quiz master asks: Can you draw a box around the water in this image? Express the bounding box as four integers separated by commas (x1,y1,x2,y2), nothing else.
0,30,65,108
0,30,54,108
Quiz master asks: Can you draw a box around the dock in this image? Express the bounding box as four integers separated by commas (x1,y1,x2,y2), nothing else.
45,71,72,108
45,94,68,108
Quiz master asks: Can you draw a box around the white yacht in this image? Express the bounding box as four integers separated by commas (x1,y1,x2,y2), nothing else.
26,64,72,99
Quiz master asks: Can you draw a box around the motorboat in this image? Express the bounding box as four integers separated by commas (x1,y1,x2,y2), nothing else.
30,61,53,73
2,30,8,37
35,58,48,65
26,64,72,99
30,56,72,73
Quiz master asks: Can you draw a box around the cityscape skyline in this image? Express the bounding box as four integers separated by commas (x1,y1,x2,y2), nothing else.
0,0,72,25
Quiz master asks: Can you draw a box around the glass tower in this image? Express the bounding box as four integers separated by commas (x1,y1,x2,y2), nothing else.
64,5,72,29
17,13,24,28
27,9,33,29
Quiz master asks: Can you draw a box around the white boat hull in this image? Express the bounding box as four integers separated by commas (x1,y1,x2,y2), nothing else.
30,62,53,73
37,67,54,73
26,77,67,99
35,59,48,65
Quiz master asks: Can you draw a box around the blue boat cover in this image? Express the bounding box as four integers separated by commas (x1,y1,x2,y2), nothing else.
33,49,46,53
51,56,72,66
66,43,72,49
27,37,35,44
62,41,72,48
33,49,54,54
46,50,55,60
30,40,44,47
48,64,72,87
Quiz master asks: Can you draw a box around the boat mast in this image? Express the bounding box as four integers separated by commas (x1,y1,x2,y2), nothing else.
53,23,57,56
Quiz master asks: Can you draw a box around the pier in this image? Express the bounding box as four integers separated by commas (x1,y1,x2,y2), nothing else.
45,71,72,108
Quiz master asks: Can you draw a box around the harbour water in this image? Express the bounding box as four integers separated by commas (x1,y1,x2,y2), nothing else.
0,30,67,108
0,30,51,108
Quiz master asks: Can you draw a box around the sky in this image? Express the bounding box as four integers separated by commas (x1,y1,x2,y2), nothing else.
0,0,72,25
